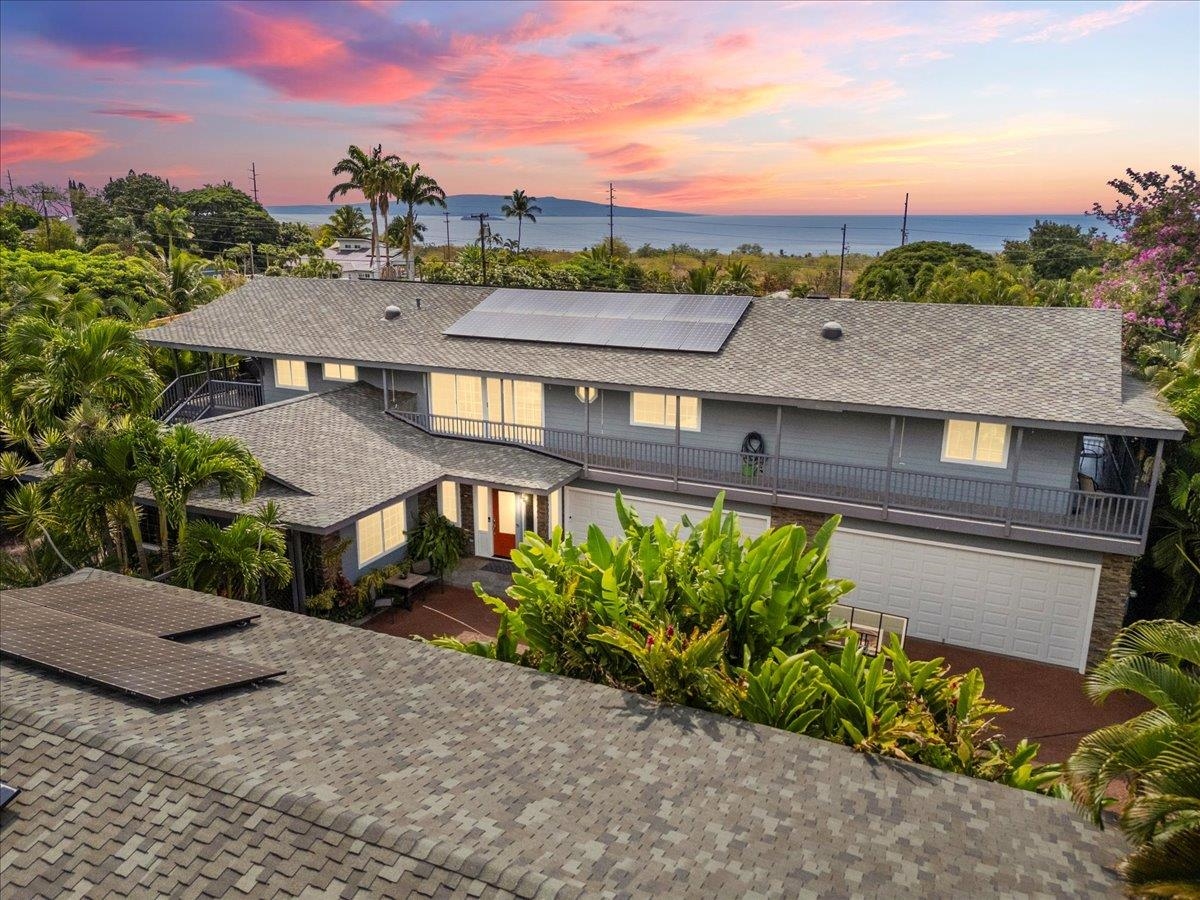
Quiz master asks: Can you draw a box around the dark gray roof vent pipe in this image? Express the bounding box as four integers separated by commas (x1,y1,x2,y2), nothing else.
416,297,423,310
821,321,843,340
383,305,402,321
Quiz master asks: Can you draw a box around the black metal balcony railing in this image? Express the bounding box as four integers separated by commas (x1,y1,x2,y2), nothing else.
391,411,1151,543
153,367,262,424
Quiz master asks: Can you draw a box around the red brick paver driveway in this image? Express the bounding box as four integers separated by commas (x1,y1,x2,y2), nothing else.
368,593,1144,764
906,637,1147,763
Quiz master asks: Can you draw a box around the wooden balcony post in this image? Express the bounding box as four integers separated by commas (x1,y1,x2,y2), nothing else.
772,405,783,501
673,396,681,488
882,416,896,517
205,354,214,413
1139,439,1165,551
1004,427,1024,536
583,389,591,474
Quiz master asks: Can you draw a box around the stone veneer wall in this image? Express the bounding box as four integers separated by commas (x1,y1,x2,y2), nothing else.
1087,553,1134,668
535,494,550,540
769,506,832,536
459,484,476,556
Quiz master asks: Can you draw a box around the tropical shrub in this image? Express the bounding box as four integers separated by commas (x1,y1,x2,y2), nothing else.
175,504,291,602
431,493,1058,792
1065,620,1200,896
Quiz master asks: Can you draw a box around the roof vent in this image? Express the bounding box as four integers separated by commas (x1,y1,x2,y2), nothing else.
821,321,843,340
415,297,423,310
383,305,402,321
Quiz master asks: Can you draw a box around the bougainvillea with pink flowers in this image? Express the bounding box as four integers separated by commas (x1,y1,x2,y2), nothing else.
1088,165,1198,352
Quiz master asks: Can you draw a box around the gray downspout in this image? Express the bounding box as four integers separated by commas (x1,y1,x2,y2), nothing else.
772,405,783,503
1139,439,1165,553
883,416,897,519
288,530,307,613
1004,427,1024,537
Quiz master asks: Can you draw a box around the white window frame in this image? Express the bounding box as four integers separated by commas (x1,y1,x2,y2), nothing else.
356,499,407,567
274,358,308,391
629,392,701,431
322,362,357,382
940,419,1010,468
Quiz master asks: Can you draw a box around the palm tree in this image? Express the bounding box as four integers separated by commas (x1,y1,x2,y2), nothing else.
163,251,223,316
686,264,718,295
718,260,758,295
501,189,542,252
176,503,291,601
385,216,427,263
327,205,368,238
1,316,162,452
56,417,159,576
396,162,447,279
1064,620,1200,895
146,205,193,265
1,482,62,581
329,145,393,271
138,424,263,570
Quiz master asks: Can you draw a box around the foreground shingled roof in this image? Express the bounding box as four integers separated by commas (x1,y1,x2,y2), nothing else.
183,383,579,531
139,278,1183,436
1,571,1125,897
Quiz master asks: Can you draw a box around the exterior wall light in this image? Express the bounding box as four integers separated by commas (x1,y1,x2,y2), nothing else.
575,386,599,404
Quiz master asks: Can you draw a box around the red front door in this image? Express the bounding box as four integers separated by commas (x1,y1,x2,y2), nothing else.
491,490,517,558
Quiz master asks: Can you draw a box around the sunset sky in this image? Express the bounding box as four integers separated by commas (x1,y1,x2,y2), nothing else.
0,0,1196,214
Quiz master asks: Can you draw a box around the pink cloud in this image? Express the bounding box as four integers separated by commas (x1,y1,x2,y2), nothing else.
586,142,669,175
1018,1,1151,43
93,106,192,123
0,127,109,164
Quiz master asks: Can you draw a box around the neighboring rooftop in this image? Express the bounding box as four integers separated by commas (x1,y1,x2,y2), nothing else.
138,278,1184,437
181,383,579,532
1,570,1126,897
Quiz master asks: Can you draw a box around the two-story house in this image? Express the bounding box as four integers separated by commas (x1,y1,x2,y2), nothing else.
139,279,1184,671
322,236,381,279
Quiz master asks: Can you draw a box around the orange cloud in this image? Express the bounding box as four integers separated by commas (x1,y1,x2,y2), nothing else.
93,106,192,123
586,142,669,175
0,127,108,164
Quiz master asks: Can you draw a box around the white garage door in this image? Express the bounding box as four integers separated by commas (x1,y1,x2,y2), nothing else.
829,529,1100,670
565,488,771,543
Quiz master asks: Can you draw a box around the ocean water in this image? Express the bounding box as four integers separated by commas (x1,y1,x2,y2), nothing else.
269,211,1114,256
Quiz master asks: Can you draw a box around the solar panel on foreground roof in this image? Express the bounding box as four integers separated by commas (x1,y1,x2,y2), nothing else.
0,596,284,704
9,579,259,639
443,288,750,352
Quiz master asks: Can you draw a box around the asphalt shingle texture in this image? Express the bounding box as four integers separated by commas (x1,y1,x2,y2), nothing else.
1,571,1126,897
139,278,1182,434
182,383,578,531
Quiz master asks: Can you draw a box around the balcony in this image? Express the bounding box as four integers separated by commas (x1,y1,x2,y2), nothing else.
153,367,263,424
391,411,1153,551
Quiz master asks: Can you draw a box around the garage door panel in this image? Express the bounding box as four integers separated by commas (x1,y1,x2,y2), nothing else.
564,488,770,545
829,530,1098,670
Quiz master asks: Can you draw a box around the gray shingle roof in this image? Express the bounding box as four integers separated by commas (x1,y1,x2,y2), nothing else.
139,278,1183,436
1,570,1126,897
184,383,578,531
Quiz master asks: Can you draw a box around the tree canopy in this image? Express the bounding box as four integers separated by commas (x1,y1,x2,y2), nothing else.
1002,220,1104,280
178,183,279,255
852,241,995,301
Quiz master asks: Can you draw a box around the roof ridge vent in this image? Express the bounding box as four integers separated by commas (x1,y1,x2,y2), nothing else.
821,321,843,340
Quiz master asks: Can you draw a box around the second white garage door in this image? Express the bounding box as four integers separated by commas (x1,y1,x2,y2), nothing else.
828,529,1101,671
565,487,771,543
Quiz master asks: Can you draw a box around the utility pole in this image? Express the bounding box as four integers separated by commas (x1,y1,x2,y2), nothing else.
607,182,615,258
249,162,259,204
838,224,847,297
41,186,50,246
249,242,256,279
444,210,451,261
469,213,490,283
900,192,909,246
4,170,13,202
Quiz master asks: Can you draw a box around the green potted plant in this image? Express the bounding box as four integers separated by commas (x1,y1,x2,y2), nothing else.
409,509,469,579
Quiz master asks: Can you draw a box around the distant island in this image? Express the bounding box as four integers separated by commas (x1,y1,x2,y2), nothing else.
268,194,691,218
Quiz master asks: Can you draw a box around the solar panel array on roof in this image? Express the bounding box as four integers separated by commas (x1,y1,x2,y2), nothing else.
0,596,284,703
0,783,19,809
442,289,750,352
11,579,260,639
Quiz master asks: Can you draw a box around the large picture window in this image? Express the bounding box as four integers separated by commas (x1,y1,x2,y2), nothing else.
941,419,1009,467
356,499,407,567
630,392,700,430
429,373,543,440
274,358,308,390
